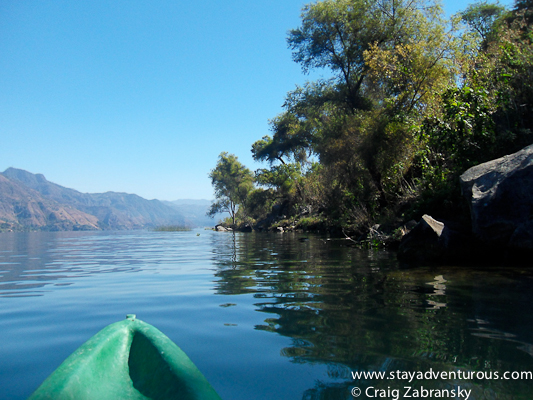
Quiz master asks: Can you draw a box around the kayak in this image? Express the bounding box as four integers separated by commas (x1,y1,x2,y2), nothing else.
28,315,222,400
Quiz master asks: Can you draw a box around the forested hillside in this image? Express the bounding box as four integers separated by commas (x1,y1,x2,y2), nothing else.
208,0,533,237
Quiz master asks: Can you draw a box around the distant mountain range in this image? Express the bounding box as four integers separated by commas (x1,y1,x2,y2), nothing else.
0,168,220,232
161,199,223,228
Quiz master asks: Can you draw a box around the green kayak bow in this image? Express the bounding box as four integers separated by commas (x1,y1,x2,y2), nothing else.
29,315,222,400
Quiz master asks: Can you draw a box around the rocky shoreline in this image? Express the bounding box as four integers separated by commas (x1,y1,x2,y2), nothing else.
398,144,533,263
214,145,533,264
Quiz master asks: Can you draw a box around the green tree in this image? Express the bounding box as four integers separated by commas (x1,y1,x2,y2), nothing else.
417,0,533,215
207,152,254,227
459,1,506,42
288,0,448,112
251,112,311,166
245,0,461,230
251,111,314,208
288,0,390,111
285,0,454,217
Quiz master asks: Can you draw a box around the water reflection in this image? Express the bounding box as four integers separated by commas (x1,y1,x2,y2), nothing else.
1,230,532,399
212,232,533,399
0,231,206,297
0,232,145,297
425,275,447,309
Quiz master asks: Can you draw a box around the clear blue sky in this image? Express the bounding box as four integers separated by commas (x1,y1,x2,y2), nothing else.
0,0,514,200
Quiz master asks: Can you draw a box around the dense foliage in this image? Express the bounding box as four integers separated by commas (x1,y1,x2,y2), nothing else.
209,0,533,234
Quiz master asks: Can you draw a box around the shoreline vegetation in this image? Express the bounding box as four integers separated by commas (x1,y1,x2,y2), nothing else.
153,225,192,232
208,0,533,258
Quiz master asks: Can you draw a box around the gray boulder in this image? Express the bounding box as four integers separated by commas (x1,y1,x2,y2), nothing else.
460,144,533,250
397,215,472,263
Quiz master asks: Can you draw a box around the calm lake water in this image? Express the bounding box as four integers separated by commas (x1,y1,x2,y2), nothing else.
0,230,532,399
